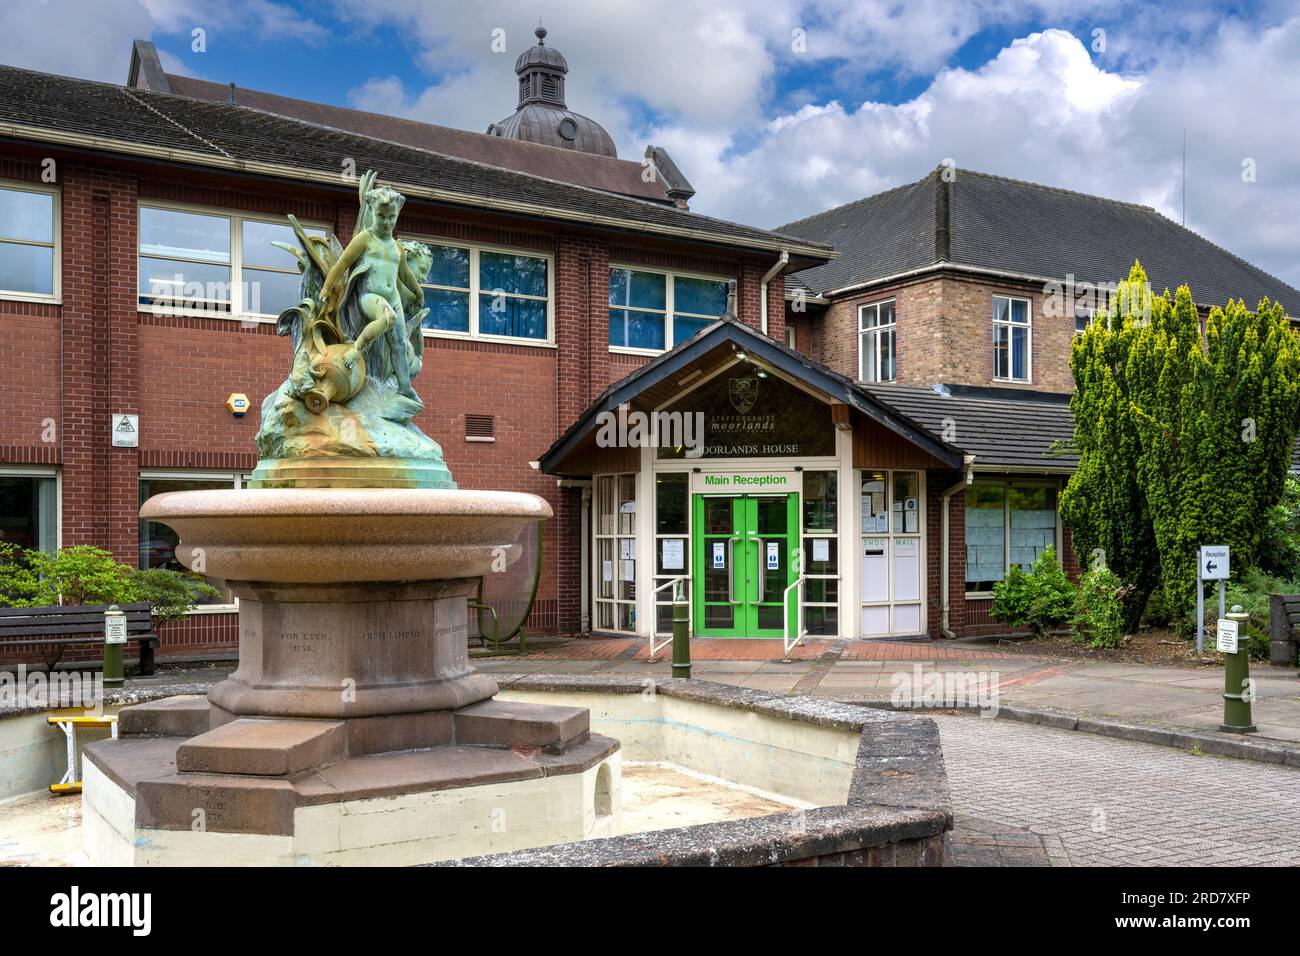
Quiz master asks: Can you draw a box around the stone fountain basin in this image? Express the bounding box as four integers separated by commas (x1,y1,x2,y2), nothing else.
139,488,551,583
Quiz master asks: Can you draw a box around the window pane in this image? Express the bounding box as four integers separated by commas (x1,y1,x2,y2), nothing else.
0,475,57,553
1012,324,1028,380
860,472,887,530
878,300,896,326
671,314,711,345
140,207,230,263
803,470,837,531
479,250,547,298
0,188,53,243
139,477,234,604
993,324,1009,378
1009,485,1057,571
241,220,313,270
862,328,878,382
1011,298,1029,324
138,257,232,305
655,473,688,534
609,268,666,310
674,276,728,316
480,293,547,339
993,296,1010,324
427,244,470,289
243,267,301,316
422,288,470,332
965,484,1005,590
860,304,878,330
892,472,919,533
0,242,53,295
879,327,896,381
609,308,665,350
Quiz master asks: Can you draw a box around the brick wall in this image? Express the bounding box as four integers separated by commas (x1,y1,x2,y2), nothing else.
812,272,1075,393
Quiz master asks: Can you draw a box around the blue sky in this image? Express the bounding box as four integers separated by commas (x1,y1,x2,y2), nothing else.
3,0,1299,291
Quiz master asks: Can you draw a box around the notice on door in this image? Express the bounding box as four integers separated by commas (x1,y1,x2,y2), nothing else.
712,541,726,569
766,541,779,570
661,538,685,571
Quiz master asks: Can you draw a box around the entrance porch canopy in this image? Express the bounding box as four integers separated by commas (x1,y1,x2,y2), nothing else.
539,317,965,476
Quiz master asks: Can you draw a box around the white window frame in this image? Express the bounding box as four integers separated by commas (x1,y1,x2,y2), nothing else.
993,294,1032,382
963,477,1064,599
858,299,897,383
137,200,328,322
1074,303,1096,339
608,263,731,356
0,179,60,304
409,236,555,347
138,470,251,613
592,472,638,634
857,469,926,637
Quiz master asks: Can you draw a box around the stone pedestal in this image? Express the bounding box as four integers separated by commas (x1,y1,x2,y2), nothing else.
80,486,623,866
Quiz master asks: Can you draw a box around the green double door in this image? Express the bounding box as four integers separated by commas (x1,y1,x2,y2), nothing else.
692,494,798,638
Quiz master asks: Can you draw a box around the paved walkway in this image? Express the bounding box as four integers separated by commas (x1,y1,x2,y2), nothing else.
474,636,1300,744
936,715,1300,866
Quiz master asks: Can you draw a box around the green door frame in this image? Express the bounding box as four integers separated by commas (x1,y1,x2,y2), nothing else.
691,493,799,638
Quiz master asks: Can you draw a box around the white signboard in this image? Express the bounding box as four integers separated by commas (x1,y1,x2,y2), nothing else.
661,538,685,571
712,541,726,569
111,414,139,448
104,616,127,645
766,541,779,570
1200,545,1230,581
1216,618,1239,654
690,470,799,494
812,538,830,562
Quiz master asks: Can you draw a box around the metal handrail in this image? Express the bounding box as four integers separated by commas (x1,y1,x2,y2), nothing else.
782,575,807,661
650,575,691,661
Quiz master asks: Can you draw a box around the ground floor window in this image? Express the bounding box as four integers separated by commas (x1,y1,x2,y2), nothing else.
653,472,690,634
859,470,923,636
0,470,57,553
139,472,247,607
593,473,637,633
964,480,1059,595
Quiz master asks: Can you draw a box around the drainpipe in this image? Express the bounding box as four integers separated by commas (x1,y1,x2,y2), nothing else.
940,454,977,639
760,250,789,336
580,484,592,633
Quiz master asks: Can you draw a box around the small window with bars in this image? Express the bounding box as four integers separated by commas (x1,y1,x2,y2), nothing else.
465,414,495,442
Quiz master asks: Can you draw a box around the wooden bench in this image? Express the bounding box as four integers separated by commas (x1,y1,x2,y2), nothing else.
0,603,158,675
1268,594,1300,667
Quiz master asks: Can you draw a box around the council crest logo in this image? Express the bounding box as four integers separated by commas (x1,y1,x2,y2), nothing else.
728,376,758,414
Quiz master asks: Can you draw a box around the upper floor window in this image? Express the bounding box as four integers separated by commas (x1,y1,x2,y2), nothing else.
0,182,58,301
138,204,324,319
858,300,896,383
416,240,551,343
993,294,1031,381
1074,303,1095,338
609,266,728,352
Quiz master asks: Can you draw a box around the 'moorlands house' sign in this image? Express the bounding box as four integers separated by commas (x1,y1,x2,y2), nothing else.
657,372,835,459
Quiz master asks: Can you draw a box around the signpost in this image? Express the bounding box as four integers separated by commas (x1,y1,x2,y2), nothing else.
1196,545,1229,655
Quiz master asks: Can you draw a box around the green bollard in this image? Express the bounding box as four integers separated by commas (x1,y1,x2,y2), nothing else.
671,580,691,680
103,605,126,689
1220,605,1256,733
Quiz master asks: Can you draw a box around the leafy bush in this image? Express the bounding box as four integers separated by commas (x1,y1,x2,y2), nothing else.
1258,475,1300,581
1224,567,1300,659
0,544,135,607
991,547,1076,636
129,567,220,626
1071,567,1129,648
0,545,218,626
1141,586,1175,627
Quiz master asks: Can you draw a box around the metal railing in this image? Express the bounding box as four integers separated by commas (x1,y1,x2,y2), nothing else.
782,571,839,661
650,575,691,661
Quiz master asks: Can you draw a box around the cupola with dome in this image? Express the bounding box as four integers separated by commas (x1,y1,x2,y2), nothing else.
486,26,618,158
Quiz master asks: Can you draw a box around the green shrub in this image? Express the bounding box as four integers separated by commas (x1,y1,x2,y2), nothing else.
991,547,1076,636
1071,567,1129,648
129,567,221,626
0,544,135,607
1141,586,1175,627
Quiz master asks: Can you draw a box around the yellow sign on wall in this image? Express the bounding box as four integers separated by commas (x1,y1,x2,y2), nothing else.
226,393,250,417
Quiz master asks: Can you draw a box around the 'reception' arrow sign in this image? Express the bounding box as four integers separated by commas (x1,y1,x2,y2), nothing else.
1199,545,1229,581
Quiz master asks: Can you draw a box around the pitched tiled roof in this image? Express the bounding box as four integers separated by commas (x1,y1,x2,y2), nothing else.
860,383,1078,472
782,168,1300,312
0,64,833,259
163,74,661,202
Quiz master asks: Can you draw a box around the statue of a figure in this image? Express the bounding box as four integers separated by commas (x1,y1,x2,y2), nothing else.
249,171,455,489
